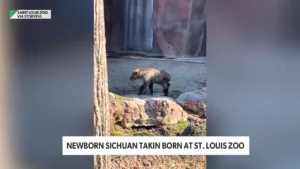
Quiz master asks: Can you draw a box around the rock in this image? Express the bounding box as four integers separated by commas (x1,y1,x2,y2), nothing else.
176,88,206,118
199,102,206,118
180,120,206,136
109,93,125,122
109,93,188,128
109,93,125,130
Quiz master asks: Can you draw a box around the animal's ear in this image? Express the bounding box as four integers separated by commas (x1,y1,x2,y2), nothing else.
133,69,140,75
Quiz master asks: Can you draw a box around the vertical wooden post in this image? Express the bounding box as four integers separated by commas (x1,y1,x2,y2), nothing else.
94,0,111,168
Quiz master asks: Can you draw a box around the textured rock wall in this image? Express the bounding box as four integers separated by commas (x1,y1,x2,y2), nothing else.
104,0,206,57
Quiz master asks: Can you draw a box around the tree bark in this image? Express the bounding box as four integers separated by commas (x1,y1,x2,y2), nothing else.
94,0,111,168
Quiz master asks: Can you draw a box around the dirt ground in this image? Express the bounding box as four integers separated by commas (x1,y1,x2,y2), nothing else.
107,57,206,99
111,155,206,169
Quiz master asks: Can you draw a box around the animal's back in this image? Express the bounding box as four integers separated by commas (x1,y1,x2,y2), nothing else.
147,68,170,84
159,69,171,82
139,68,160,76
138,68,171,83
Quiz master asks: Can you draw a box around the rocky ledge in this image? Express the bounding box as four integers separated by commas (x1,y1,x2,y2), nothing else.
109,88,206,137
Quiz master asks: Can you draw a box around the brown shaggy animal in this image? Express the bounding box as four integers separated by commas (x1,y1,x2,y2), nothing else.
130,68,171,96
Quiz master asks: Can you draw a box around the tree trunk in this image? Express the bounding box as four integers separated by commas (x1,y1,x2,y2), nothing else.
94,0,111,168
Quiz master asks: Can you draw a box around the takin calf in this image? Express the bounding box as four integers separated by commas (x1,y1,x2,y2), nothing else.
130,68,171,96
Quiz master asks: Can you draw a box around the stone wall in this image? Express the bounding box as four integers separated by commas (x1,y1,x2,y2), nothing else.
104,0,206,58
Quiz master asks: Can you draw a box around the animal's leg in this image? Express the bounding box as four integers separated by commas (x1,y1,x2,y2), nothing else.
162,82,170,96
138,81,150,95
149,83,154,95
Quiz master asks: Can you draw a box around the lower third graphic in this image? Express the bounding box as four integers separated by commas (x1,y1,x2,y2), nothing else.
9,10,51,19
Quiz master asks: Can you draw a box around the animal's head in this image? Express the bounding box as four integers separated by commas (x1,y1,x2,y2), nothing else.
130,69,142,81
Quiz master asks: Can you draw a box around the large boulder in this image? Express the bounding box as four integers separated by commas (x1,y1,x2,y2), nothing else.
109,93,188,128
176,87,206,118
